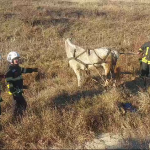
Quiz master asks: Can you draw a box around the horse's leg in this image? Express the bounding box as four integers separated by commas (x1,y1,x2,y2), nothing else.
111,57,117,79
73,68,82,87
85,69,90,76
110,65,115,79
103,63,111,86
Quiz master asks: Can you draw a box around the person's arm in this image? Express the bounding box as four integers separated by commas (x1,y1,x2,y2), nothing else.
21,67,38,74
139,48,143,53
137,43,146,56
138,45,144,53
5,70,16,95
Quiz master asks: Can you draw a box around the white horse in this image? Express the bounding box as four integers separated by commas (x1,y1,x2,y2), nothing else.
65,38,119,87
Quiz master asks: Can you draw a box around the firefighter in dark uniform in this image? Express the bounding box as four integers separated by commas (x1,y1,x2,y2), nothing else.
0,94,3,116
138,41,150,77
5,51,38,117
0,91,2,130
0,86,3,131
0,74,5,116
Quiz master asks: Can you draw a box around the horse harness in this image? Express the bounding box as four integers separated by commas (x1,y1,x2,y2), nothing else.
68,48,112,69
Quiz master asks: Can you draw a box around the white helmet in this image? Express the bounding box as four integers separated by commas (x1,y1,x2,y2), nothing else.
7,51,20,63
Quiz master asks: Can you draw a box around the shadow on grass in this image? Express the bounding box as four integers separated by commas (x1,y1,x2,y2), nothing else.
124,138,150,149
53,71,147,108
0,130,4,149
121,71,132,75
120,77,147,94
0,141,4,149
53,87,104,108
32,18,69,27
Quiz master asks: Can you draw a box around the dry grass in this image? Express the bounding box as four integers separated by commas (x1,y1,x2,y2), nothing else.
0,0,150,149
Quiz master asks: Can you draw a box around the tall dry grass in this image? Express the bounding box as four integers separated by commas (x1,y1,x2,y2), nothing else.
0,0,150,149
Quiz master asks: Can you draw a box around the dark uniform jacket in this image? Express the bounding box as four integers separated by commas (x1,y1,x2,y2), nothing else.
139,41,150,63
5,64,37,95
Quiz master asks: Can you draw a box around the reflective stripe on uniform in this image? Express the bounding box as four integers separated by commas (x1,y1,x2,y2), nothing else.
146,47,149,55
142,58,150,64
7,84,13,95
7,84,13,88
6,75,23,82
139,48,143,51
142,57,148,63
8,91,12,95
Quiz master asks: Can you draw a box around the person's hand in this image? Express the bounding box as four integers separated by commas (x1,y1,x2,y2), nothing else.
139,59,142,63
137,51,141,55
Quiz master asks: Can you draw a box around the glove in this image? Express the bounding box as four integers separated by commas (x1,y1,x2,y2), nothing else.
13,89,23,96
33,68,38,72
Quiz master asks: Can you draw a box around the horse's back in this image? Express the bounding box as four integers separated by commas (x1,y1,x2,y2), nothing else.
88,47,111,60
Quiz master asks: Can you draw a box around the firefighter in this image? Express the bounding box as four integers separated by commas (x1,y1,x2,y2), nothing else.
138,41,150,78
0,74,5,116
0,95,2,131
0,96,3,116
5,51,38,118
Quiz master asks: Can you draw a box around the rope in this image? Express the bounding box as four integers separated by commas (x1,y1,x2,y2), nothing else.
68,57,89,68
119,52,138,55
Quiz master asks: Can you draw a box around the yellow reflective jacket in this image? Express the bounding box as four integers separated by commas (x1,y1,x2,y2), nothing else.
139,41,150,64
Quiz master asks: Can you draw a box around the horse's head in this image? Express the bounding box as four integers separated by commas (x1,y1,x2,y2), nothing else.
65,38,76,58
112,50,119,60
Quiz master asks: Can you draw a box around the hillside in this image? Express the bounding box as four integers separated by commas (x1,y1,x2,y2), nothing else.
0,0,150,149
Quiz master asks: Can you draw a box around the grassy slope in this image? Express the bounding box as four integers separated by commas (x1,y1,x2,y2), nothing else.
0,0,150,149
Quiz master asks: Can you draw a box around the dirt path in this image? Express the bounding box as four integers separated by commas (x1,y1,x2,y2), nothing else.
60,0,150,3
81,132,150,149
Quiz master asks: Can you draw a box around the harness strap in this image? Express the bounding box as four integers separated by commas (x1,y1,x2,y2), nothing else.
104,48,111,62
93,49,105,63
75,49,87,59
68,57,89,69
68,49,92,69
93,48,111,63
68,48,112,69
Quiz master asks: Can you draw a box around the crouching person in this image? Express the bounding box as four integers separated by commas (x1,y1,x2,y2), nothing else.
5,51,38,118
